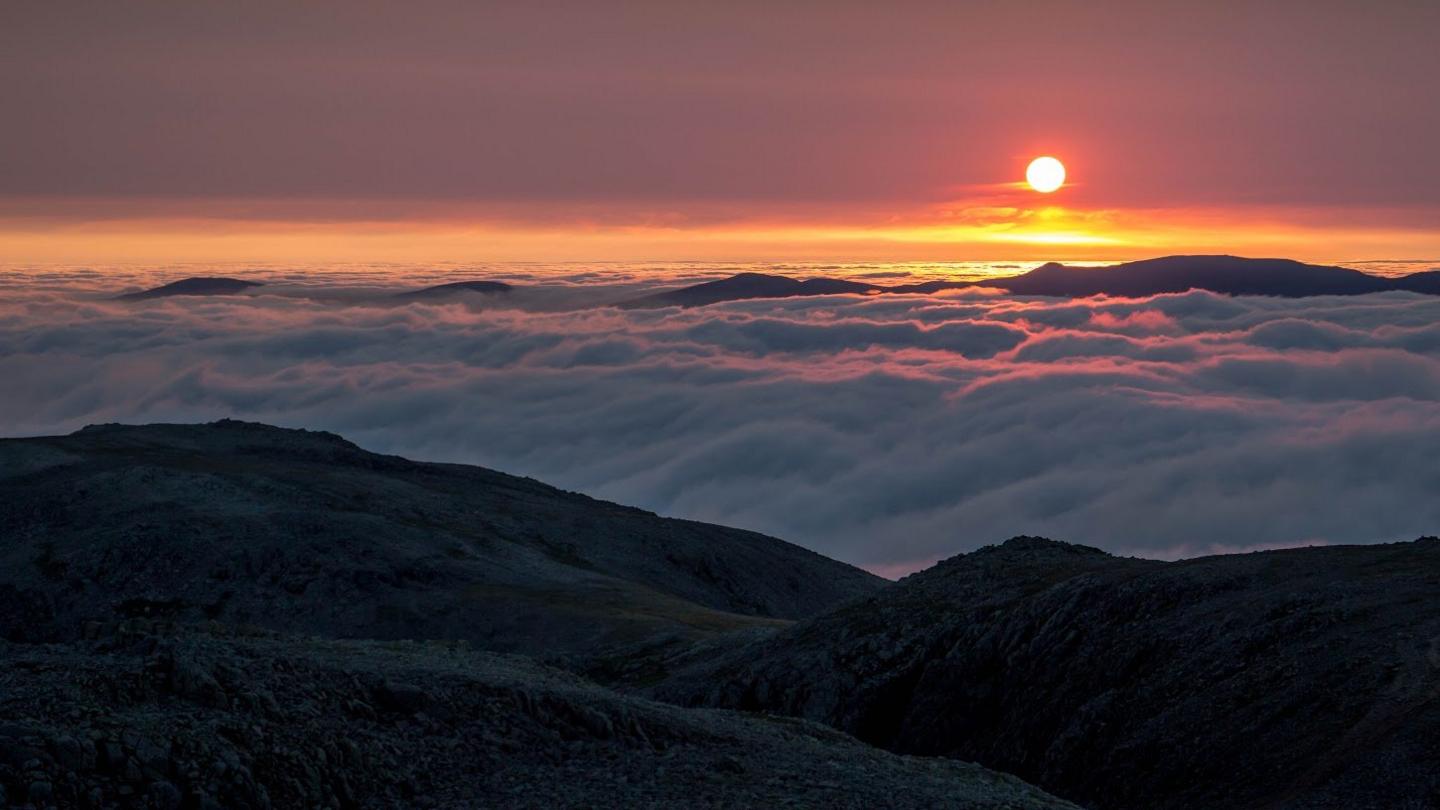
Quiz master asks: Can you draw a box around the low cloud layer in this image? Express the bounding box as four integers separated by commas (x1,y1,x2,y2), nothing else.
5,266,1440,575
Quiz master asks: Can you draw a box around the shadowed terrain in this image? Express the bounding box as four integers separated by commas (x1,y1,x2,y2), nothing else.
0,421,880,661
7,422,1440,808
114,278,264,301
393,280,514,300
652,537,1440,810
0,627,1077,809
618,255,1440,308
619,273,884,308
979,255,1392,297
0,422,1086,809
98,257,1440,312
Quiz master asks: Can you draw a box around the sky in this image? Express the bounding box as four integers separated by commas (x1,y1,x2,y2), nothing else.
4,1,1440,263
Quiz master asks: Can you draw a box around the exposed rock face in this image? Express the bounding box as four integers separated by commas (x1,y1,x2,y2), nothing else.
114,278,263,301
653,536,1440,810
0,626,1078,809
0,421,881,661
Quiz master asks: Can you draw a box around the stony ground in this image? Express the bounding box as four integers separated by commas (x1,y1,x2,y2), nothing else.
0,625,1076,809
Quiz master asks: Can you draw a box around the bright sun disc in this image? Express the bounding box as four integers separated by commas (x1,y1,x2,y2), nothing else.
1026,156,1066,193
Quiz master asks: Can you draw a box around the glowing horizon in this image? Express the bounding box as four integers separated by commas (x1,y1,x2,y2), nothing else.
4,197,1438,267
5,3,1439,268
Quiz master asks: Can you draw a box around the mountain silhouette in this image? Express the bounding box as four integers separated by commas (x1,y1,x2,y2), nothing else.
975,255,1393,297
1391,269,1440,294
617,255,1437,308
620,272,880,308
114,277,263,301
394,279,514,299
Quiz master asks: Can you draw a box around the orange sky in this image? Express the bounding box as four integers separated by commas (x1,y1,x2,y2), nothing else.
3,194,1437,266
3,2,1439,266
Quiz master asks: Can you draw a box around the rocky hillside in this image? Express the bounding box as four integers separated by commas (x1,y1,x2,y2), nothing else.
0,421,881,661
0,624,1078,809
653,536,1440,810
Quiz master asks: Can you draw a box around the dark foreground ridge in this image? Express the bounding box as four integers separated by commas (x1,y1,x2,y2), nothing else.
5,423,1438,808
114,278,264,301
620,255,1440,308
0,422,1079,809
0,420,880,661
653,535,1440,810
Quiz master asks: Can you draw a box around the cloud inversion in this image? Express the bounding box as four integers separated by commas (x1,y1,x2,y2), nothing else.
5,266,1439,575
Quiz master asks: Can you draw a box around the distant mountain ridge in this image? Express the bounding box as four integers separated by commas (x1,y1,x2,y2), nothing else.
393,279,514,299
618,273,884,308
619,255,1440,308
115,276,515,302
115,277,263,300
109,257,1439,309
988,255,1390,297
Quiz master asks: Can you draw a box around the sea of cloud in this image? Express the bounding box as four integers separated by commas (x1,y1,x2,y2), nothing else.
5,263,1440,576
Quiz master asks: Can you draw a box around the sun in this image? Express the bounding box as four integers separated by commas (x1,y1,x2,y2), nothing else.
1025,156,1066,193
